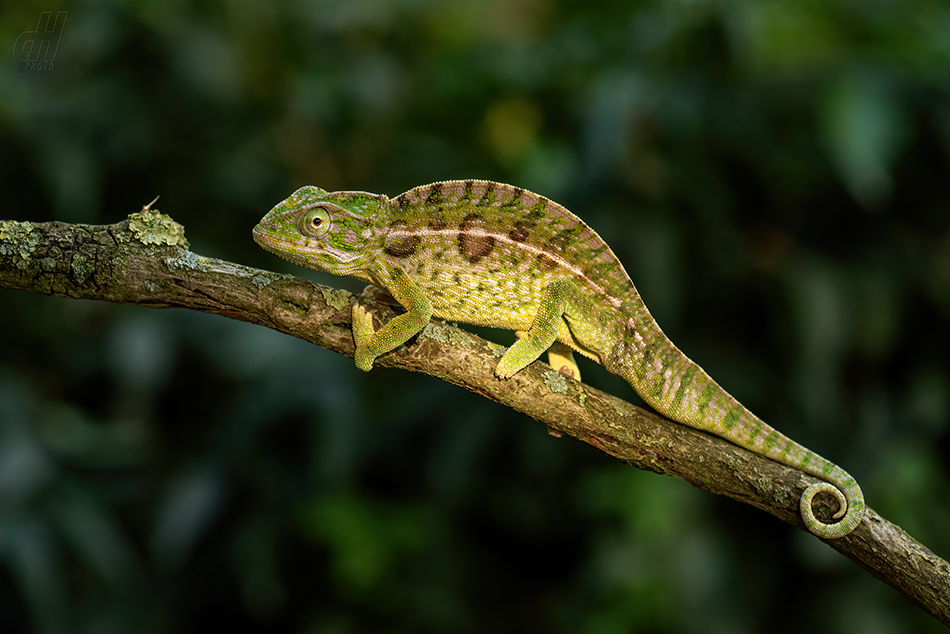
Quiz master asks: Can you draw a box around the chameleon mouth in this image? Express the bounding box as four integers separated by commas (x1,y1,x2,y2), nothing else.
252,224,362,265
251,224,301,262
251,223,301,255
251,223,272,247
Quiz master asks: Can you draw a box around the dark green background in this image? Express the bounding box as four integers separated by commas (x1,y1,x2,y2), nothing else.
2,0,949,632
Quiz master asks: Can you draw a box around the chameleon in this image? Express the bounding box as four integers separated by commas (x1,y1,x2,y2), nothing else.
252,179,864,539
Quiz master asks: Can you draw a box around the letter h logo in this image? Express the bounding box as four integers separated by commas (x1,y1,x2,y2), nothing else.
14,12,68,69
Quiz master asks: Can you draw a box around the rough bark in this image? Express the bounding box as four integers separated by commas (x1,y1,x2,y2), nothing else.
2,210,948,626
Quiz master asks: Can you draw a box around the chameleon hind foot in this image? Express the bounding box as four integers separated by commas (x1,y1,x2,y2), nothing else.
502,332,581,380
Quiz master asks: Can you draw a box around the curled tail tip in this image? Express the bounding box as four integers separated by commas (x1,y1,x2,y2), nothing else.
800,481,864,539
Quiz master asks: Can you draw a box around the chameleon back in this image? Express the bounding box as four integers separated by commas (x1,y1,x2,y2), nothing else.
384,180,639,338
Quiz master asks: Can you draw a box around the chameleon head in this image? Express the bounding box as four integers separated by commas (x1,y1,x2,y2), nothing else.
253,186,387,275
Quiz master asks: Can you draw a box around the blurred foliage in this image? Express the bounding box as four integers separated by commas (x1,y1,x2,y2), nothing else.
2,0,950,632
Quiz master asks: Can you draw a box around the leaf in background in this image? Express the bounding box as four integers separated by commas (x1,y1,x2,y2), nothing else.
821,70,907,210
150,464,227,572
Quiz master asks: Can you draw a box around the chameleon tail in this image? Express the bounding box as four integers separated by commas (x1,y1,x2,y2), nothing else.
759,428,864,539
613,324,864,539
799,464,864,539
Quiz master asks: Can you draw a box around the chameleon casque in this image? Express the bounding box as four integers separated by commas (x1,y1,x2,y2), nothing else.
253,179,864,539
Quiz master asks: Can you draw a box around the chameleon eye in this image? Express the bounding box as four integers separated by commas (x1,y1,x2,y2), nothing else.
300,206,332,238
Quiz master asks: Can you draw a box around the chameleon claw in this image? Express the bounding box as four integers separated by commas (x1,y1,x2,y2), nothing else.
494,358,516,380
352,304,375,342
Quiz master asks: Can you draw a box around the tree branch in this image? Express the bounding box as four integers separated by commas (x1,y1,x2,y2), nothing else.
2,210,948,626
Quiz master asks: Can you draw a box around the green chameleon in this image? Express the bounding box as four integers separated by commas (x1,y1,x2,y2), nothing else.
253,180,864,539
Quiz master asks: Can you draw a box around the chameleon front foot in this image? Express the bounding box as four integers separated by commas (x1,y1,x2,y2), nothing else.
350,278,434,372
352,304,378,372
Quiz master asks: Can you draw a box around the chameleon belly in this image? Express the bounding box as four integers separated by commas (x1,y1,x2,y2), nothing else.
253,179,865,539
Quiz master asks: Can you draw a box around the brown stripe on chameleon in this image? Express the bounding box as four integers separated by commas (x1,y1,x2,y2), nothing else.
525,195,549,223
549,224,586,252
509,220,532,243
537,252,558,270
437,179,495,210
462,179,476,202
479,180,497,203
459,235,496,263
383,235,422,258
457,213,496,263
428,218,447,231
494,189,525,219
434,180,472,204
382,221,423,258
424,182,445,208
499,187,542,222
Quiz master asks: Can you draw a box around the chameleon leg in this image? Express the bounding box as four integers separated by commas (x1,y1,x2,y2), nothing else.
497,278,586,379
513,331,583,380
352,267,433,371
